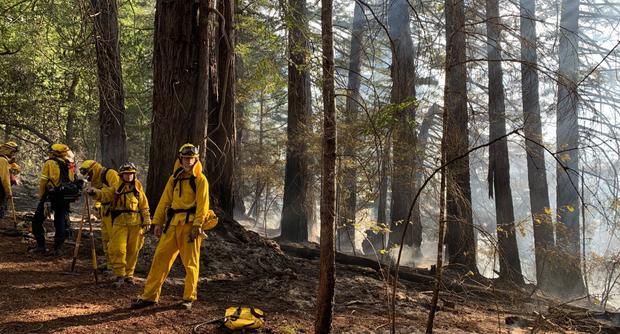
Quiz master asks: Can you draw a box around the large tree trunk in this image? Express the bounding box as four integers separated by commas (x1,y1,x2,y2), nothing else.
443,0,477,273
555,0,585,297
207,0,236,216
233,42,248,218
363,138,389,255
486,0,523,285
91,0,127,168
315,0,336,331
281,0,311,242
146,0,210,209
338,1,365,253
65,72,79,149
519,0,555,290
387,0,419,252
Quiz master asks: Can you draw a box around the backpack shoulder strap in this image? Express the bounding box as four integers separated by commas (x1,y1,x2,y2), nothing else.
101,168,109,186
189,175,196,193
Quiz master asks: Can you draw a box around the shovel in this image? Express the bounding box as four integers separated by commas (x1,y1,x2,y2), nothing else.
9,195,18,229
69,195,88,272
84,191,99,283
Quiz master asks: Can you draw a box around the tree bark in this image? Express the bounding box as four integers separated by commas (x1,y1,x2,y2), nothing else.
387,0,419,252
443,0,477,273
315,0,336,331
146,0,210,209
519,0,555,290
233,39,248,218
281,0,312,242
486,0,523,285
65,72,80,149
338,0,365,253
91,0,127,168
363,138,389,255
555,0,585,296
207,0,236,216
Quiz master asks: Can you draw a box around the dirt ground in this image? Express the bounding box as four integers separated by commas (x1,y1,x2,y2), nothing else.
0,194,588,333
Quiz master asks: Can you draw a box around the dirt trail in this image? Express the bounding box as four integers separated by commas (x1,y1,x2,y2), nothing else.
0,196,551,333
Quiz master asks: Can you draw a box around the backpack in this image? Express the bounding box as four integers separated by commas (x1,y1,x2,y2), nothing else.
223,307,265,330
47,158,82,202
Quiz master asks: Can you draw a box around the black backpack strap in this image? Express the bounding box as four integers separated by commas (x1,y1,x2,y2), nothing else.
189,175,196,193
101,168,109,187
173,172,197,195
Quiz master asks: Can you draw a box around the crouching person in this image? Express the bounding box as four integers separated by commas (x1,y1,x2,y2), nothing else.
87,162,150,287
131,143,210,310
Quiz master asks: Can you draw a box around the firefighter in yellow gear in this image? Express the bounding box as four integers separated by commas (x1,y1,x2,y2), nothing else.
88,162,150,287
79,159,120,271
0,142,19,218
31,143,76,255
131,143,211,310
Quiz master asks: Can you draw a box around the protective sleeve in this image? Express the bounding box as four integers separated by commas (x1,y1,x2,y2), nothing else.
139,189,151,225
0,158,11,196
38,161,52,199
94,187,115,203
193,175,210,226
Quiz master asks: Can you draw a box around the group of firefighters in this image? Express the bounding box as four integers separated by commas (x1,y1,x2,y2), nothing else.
0,142,217,310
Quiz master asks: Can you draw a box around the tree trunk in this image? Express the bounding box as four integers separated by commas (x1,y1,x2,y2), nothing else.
253,92,266,219
233,44,248,218
443,0,477,273
91,0,127,168
519,0,555,290
315,0,336,331
387,0,419,252
486,0,523,285
146,0,210,209
65,72,80,149
555,0,585,297
363,138,389,255
207,0,236,217
338,1,365,253
281,0,311,242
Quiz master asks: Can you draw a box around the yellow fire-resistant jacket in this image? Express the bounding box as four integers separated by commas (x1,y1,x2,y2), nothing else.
90,163,120,190
0,155,11,196
95,181,150,226
38,157,76,199
152,161,209,227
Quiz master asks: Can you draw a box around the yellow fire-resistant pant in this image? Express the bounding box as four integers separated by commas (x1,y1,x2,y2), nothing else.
108,224,145,278
141,223,203,302
100,206,113,270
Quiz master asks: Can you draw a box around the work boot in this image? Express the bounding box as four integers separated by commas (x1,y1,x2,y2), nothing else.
51,248,64,257
124,277,135,285
180,301,193,310
112,277,124,288
27,246,47,255
130,299,156,310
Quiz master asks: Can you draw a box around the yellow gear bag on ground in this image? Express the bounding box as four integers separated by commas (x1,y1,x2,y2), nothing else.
224,306,265,330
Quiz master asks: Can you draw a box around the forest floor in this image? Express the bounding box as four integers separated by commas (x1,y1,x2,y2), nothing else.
0,190,609,333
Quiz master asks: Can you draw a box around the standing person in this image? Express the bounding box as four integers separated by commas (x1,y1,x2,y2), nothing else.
88,162,150,287
30,143,77,256
0,141,19,218
131,143,210,310
79,159,120,273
